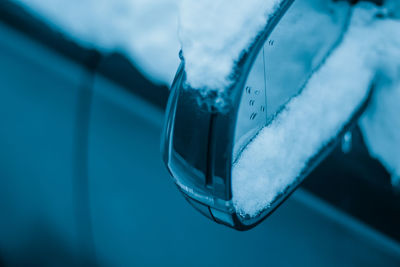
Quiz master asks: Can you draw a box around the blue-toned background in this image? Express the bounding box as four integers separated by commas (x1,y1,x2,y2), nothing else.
0,1,399,266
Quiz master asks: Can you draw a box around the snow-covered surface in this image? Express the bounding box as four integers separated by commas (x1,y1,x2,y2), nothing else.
179,0,282,93
360,68,400,187
359,0,400,189
232,3,400,217
11,0,181,85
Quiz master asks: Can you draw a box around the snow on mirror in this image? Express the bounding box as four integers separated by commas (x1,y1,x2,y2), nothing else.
162,0,373,230
233,0,352,161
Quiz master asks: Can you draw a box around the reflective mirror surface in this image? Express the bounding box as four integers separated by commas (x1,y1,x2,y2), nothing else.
234,0,351,160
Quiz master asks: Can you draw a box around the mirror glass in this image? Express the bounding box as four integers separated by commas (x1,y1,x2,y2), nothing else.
233,0,351,162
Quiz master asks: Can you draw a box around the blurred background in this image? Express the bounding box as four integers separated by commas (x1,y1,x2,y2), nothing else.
0,0,399,266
